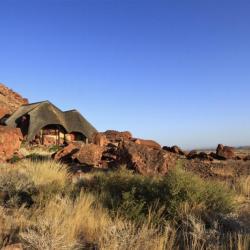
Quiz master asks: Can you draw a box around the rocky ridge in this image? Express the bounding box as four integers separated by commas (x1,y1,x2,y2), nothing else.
0,83,28,119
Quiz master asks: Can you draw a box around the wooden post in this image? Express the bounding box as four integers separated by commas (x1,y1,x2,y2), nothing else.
57,129,60,145
41,129,44,145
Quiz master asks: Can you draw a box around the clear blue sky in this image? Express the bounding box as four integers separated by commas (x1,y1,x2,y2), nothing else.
1,0,250,149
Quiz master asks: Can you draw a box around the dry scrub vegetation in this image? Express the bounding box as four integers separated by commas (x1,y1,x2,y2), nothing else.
0,154,249,249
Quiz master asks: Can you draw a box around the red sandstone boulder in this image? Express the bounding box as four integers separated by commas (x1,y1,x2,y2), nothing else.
132,138,161,150
163,145,186,156
117,141,177,176
72,144,104,166
243,155,250,161
187,150,213,161
103,130,132,142
53,143,79,162
92,132,109,147
0,126,23,162
187,150,198,159
198,152,213,161
216,144,235,160
54,143,104,166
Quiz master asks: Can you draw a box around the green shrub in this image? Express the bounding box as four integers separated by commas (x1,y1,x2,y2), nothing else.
8,155,22,164
76,165,235,224
0,160,72,209
26,153,48,162
49,145,62,153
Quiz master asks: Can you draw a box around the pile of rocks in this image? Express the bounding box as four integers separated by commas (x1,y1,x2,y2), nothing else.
162,143,240,162
52,129,246,176
53,130,177,176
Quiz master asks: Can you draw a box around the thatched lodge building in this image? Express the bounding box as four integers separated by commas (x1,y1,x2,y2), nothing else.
4,101,97,145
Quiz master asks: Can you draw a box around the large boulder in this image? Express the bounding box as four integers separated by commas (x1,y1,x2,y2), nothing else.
163,145,186,156
187,150,198,159
117,141,177,176
243,155,250,161
132,138,161,150
53,143,79,162
216,144,235,160
103,130,132,142
0,126,23,162
54,143,104,166
72,144,104,166
187,151,213,161
92,132,109,147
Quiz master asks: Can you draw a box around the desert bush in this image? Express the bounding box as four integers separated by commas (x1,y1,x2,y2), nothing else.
76,165,235,225
20,193,171,250
0,160,72,208
0,206,30,248
233,176,250,199
18,159,69,187
26,153,50,162
8,155,22,164
0,170,36,208
49,145,62,153
17,160,72,206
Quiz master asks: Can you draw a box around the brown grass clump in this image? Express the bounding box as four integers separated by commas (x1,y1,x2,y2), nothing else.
17,159,69,187
20,194,171,250
234,176,250,199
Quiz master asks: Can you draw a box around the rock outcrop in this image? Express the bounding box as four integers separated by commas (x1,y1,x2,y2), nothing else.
0,83,28,119
216,144,235,160
0,126,23,162
103,130,132,142
117,141,177,176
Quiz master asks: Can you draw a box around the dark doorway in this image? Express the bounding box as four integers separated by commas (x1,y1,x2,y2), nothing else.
16,115,30,138
70,132,87,142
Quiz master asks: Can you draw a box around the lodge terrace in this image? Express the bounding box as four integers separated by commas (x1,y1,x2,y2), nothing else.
4,101,97,145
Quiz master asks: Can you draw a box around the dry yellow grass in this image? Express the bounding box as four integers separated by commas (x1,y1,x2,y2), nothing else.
20,193,171,250
1,157,249,249
19,146,52,158
0,206,31,247
17,159,69,187
235,176,250,199
211,166,235,178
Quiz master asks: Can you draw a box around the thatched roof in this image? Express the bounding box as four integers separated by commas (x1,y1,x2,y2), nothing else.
5,101,97,142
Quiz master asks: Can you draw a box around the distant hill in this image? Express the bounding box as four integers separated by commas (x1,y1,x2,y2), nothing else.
0,83,28,118
237,146,250,150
